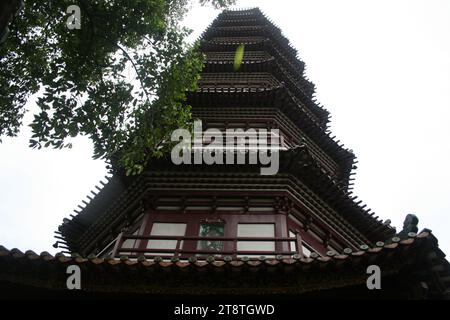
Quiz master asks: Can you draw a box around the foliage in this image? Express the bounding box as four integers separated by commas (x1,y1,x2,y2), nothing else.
0,0,235,175
233,43,245,71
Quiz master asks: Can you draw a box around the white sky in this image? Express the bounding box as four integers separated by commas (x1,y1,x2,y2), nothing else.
0,0,449,256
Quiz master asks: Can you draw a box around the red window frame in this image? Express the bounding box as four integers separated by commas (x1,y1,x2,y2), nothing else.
125,210,289,258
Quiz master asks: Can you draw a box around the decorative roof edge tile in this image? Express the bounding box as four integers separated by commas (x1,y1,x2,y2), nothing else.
0,230,437,271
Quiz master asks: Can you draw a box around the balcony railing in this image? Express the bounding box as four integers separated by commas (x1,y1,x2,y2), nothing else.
109,233,304,260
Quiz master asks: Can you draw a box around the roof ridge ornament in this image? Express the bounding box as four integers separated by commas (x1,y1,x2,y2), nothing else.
397,214,419,239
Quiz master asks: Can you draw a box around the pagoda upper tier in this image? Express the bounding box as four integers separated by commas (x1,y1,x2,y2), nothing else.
192,8,356,186
204,9,325,117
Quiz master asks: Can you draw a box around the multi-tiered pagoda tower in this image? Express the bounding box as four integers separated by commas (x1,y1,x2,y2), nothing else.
59,7,396,264
60,8,397,258
1,8,449,299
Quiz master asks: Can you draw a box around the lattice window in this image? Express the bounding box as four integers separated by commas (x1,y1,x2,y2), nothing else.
197,221,225,252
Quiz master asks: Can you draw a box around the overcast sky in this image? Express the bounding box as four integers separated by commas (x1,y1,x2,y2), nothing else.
0,0,449,256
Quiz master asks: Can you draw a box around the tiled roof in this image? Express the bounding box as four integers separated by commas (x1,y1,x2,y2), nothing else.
1,230,449,296
0,231,428,268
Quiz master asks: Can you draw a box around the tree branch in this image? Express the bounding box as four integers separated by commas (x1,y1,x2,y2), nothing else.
95,33,151,103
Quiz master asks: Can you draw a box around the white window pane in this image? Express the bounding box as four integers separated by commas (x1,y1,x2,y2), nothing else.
122,229,139,248
289,230,296,252
302,244,312,258
122,237,136,249
238,224,274,237
237,223,275,255
147,223,186,251
120,229,139,256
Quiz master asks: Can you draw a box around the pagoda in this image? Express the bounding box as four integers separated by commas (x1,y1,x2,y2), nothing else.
1,8,449,299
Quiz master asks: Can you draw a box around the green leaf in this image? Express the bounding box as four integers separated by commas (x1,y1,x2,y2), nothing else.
0,0,234,176
233,44,245,71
